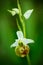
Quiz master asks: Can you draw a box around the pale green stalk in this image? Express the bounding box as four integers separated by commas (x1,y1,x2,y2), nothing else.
27,55,31,65
17,0,31,65
17,0,26,37
16,18,22,31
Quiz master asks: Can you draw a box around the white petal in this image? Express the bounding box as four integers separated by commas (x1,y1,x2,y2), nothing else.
16,31,24,39
12,8,19,14
10,41,18,48
23,9,33,19
8,10,16,16
23,38,34,44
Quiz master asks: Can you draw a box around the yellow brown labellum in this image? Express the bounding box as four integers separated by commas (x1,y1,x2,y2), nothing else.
15,45,30,57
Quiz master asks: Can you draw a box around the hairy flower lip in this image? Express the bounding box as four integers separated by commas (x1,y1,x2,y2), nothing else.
15,44,30,57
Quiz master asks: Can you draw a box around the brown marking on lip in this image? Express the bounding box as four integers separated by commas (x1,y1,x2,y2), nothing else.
15,45,30,57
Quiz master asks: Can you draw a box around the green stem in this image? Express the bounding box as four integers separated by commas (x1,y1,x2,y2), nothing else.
27,55,31,65
19,15,26,37
17,0,26,37
16,18,22,31
17,0,31,65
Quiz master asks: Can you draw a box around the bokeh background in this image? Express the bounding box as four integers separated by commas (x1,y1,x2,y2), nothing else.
0,0,43,65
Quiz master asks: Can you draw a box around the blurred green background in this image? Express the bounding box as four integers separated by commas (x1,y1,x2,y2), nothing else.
0,0,43,65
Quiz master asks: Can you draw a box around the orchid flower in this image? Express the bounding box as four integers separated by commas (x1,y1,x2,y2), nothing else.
10,31,34,57
8,0,34,58
8,8,33,19
8,8,19,16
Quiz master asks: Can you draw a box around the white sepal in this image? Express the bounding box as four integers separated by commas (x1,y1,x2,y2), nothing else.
8,8,19,16
16,31,24,39
12,8,19,14
10,42,18,48
8,10,16,16
10,31,34,48
23,9,33,19
23,38,34,44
